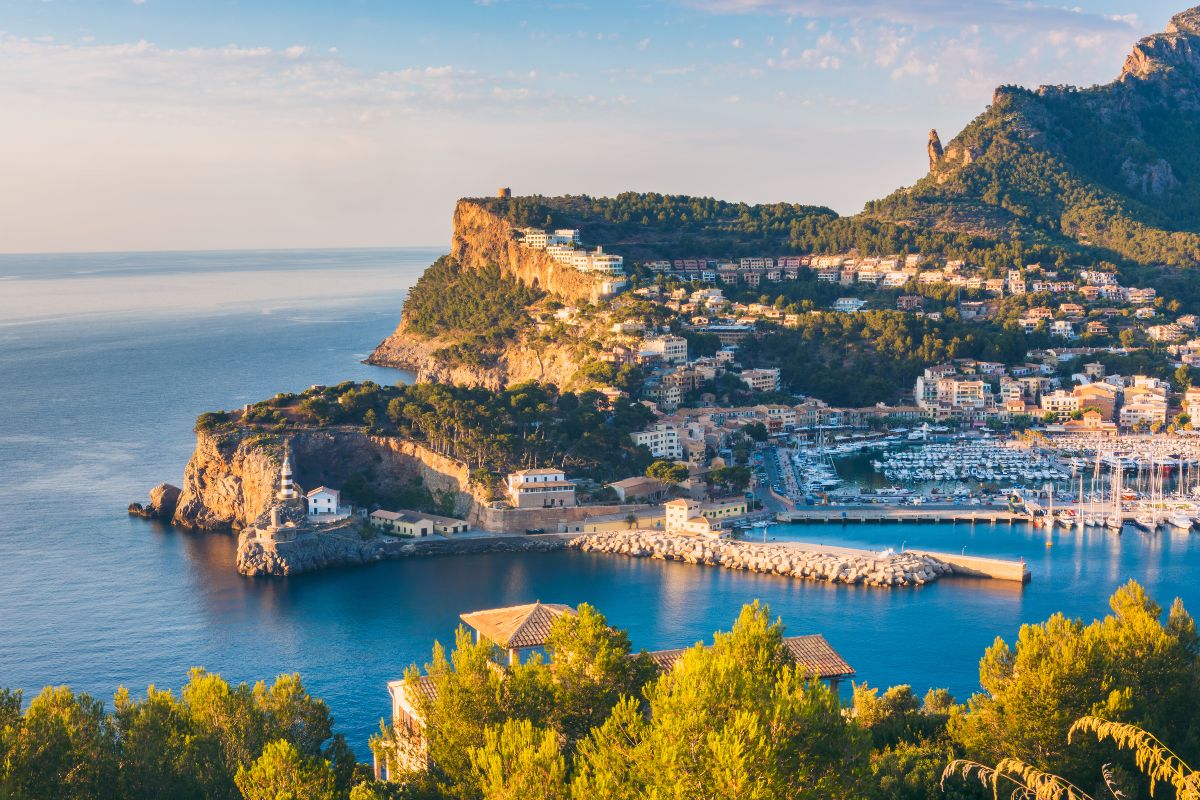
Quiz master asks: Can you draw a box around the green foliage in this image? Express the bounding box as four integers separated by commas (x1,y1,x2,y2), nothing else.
949,580,1200,794
402,257,542,341
645,460,688,484
868,82,1200,272
571,602,871,800
476,193,840,260
467,720,567,800
233,380,657,484
0,670,352,800
741,422,769,442
708,465,752,493
235,739,336,800
385,605,655,798
740,312,1031,406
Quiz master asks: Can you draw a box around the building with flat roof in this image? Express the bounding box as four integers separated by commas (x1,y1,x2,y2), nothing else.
506,468,577,509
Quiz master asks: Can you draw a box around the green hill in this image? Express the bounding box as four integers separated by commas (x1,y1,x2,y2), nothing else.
866,6,1200,269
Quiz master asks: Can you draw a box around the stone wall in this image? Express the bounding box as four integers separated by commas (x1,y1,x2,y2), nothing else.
570,531,956,588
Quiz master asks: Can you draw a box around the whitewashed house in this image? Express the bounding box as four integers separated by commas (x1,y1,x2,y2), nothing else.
306,486,341,517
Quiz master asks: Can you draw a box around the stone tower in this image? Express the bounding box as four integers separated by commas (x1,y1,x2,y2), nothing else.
497,187,512,199
277,447,297,502
927,130,944,171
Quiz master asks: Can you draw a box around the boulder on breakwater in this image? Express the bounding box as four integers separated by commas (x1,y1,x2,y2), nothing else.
569,531,954,588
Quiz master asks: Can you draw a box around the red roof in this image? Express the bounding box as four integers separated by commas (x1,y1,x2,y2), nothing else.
647,634,853,679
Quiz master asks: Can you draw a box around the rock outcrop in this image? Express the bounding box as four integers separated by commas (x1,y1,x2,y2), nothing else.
172,428,478,531
570,531,955,588
450,199,613,305
367,327,583,390
1121,7,1200,83
926,129,943,171
237,527,566,577
128,483,182,520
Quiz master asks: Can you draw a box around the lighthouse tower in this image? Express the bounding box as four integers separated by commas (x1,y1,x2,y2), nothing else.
277,448,298,502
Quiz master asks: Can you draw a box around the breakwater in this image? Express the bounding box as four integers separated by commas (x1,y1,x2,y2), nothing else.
237,528,566,577
569,531,955,587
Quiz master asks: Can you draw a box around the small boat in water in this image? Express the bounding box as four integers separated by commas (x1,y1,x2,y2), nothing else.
1134,513,1158,533
1105,516,1124,532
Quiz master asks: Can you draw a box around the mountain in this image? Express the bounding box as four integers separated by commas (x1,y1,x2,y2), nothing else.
865,6,1200,268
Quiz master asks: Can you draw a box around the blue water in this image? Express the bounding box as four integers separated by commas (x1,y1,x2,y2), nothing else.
2,249,1198,755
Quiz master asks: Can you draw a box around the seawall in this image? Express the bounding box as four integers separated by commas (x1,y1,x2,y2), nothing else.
569,531,956,588
908,549,1031,582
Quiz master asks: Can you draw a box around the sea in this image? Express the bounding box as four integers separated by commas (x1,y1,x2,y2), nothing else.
2,248,1199,754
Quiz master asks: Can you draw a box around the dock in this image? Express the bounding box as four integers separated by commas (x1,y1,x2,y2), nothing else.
776,506,1025,525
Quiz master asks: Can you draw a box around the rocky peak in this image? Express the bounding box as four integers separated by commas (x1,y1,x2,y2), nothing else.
927,129,943,171
1167,6,1200,35
1121,5,1200,81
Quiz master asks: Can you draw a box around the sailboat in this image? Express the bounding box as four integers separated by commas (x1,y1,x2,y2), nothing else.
1105,456,1124,532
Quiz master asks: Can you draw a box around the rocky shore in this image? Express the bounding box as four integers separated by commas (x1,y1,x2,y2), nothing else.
127,483,181,521
237,527,566,577
569,531,955,587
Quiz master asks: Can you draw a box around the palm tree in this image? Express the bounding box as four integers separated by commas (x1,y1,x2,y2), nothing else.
943,716,1200,800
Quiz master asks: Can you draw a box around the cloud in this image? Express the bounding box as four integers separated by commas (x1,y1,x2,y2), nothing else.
0,35,586,118
683,0,1139,33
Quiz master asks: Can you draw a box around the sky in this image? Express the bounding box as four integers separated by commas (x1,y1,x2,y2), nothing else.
0,0,1186,253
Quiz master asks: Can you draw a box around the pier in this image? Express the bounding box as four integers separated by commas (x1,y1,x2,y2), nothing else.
775,505,1026,525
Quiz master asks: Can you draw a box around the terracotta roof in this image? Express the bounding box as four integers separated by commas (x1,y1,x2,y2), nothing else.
647,635,854,679
459,602,576,650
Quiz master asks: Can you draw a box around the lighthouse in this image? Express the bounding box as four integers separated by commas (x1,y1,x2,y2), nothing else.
277,447,298,502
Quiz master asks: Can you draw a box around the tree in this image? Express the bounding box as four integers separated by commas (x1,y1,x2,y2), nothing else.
945,716,1200,800
949,581,1200,791
708,466,752,494
0,686,118,800
1119,328,1137,348
543,604,655,750
645,460,688,484
741,421,769,442
234,739,336,800
570,603,871,799
623,514,638,530
1176,364,1193,391
468,720,568,800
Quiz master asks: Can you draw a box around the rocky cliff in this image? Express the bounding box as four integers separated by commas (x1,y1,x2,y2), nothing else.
367,326,583,390
450,199,613,305
172,427,479,531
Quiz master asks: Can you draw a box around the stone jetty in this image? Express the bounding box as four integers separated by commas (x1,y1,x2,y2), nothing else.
569,531,955,588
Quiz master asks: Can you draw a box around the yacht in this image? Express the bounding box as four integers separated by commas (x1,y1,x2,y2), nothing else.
1168,513,1193,533
1133,513,1158,533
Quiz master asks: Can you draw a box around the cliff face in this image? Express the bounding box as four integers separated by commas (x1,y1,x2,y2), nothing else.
172,428,479,530
451,199,611,305
367,328,583,390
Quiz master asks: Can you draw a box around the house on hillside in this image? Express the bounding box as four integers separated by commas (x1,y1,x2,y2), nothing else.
375,602,855,780
505,468,577,509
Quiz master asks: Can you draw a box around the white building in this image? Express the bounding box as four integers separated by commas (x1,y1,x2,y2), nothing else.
833,298,867,313
641,335,688,365
506,468,577,509
741,368,781,393
306,486,341,517
632,424,683,460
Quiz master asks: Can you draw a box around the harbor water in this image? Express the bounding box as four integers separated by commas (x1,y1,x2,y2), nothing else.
2,248,1200,752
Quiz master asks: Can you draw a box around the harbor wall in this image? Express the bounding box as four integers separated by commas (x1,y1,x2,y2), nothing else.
907,549,1030,583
